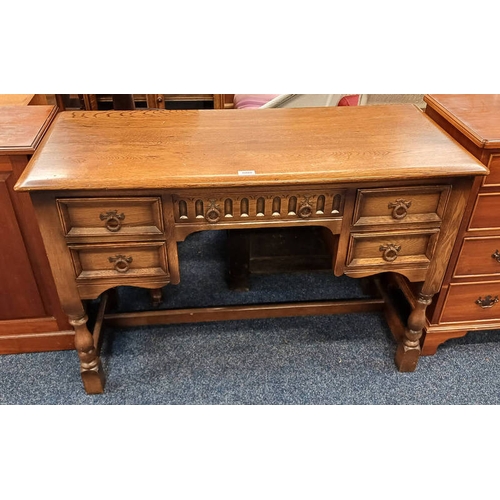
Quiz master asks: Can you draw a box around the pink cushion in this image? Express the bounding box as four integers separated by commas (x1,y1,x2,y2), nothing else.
233,94,280,109
337,94,360,106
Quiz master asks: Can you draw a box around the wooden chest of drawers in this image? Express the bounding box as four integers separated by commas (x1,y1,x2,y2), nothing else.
397,95,500,354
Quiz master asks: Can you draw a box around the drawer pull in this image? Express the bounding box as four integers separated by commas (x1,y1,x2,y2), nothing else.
475,295,499,309
108,254,133,273
379,243,401,262
388,199,412,220
492,250,500,263
298,200,313,219
205,201,221,223
100,210,125,232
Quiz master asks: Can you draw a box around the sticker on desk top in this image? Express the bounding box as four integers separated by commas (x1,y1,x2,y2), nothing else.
238,170,256,175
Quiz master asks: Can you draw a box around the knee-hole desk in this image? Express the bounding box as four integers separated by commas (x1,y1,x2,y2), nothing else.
15,105,488,394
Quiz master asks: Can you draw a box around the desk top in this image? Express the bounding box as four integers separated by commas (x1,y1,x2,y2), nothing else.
16,105,488,192
424,94,500,149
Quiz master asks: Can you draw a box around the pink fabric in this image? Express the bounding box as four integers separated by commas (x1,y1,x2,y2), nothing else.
337,94,360,106
233,94,280,109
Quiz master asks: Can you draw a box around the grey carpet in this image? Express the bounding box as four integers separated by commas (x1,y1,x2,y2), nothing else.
1,230,499,404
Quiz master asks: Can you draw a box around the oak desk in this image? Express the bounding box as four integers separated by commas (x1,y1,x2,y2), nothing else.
15,105,488,394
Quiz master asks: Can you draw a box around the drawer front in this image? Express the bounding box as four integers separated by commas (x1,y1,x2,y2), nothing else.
172,190,345,224
69,242,168,280
440,281,500,323
346,229,440,268
57,197,164,237
483,154,500,188
469,193,500,231
454,237,500,278
353,185,451,226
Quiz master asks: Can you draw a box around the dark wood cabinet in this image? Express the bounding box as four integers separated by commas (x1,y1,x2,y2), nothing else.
0,105,74,353
57,94,230,110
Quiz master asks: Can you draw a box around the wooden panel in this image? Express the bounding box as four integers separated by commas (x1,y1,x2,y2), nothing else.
346,229,440,268
0,329,74,354
353,185,450,226
57,197,164,237
469,193,500,231
69,242,169,280
483,154,500,187
0,173,46,319
6,156,70,330
172,189,345,224
440,281,500,323
454,236,500,278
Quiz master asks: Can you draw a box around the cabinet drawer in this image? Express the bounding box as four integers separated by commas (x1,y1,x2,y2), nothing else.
172,190,345,224
57,197,164,237
469,193,500,231
440,281,500,323
483,154,500,188
454,237,500,278
68,242,169,280
353,185,450,226
346,229,440,268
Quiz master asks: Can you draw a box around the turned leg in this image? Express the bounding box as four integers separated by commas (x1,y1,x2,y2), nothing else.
227,230,251,291
150,288,163,306
70,314,105,394
395,292,433,372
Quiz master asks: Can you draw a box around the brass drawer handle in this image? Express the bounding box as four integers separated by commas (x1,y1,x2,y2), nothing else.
379,243,401,262
492,250,500,263
109,254,133,273
475,295,499,309
388,199,412,220
100,210,125,232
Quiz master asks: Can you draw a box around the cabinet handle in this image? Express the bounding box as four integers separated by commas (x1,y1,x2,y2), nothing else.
100,210,125,232
298,200,313,219
475,295,499,309
388,199,412,220
379,243,401,262
492,250,500,263
205,201,221,223
109,254,133,273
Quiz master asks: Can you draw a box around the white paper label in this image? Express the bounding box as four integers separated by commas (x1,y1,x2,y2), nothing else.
238,170,256,176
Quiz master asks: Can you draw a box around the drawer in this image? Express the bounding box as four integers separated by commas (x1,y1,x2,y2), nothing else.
68,242,169,280
469,193,500,231
353,185,451,226
483,154,500,188
57,197,164,237
454,236,500,278
346,229,440,268
440,281,500,323
172,190,345,224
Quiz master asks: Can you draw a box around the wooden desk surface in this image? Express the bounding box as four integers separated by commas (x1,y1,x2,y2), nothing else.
16,105,487,192
424,94,500,149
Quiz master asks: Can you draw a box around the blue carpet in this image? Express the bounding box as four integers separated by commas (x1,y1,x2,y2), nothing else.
1,230,500,404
